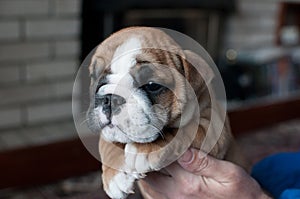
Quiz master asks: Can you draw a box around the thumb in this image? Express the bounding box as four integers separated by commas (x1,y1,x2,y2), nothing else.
178,148,230,179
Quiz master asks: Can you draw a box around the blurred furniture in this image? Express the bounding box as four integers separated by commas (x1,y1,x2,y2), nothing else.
221,47,300,101
220,2,300,101
276,2,300,46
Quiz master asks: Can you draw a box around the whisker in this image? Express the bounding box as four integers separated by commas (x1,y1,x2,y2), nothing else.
80,118,89,125
149,113,168,122
115,125,129,137
149,123,165,140
73,111,88,117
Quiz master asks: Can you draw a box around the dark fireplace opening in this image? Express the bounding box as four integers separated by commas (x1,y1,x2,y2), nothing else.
81,0,236,62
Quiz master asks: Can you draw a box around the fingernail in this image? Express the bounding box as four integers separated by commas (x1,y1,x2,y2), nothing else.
179,149,194,164
197,150,207,159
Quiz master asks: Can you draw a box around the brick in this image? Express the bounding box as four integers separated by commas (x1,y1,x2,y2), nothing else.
0,42,50,62
40,122,77,142
0,129,29,150
25,19,80,39
0,83,57,106
0,79,79,106
0,108,22,128
0,21,19,40
19,122,76,146
20,124,60,145
0,65,20,83
27,101,73,124
0,122,76,149
55,40,80,57
54,0,81,16
26,60,77,81
55,81,74,98
0,0,49,17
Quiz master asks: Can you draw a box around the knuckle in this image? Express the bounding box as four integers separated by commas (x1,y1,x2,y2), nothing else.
192,155,210,173
228,164,245,179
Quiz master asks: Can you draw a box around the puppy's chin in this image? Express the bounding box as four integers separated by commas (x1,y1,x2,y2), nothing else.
101,125,160,143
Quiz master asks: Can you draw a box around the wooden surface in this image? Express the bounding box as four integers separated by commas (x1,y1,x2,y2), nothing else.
0,138,100,189
229,97,300,135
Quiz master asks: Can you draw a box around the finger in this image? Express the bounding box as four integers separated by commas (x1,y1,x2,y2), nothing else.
163,161,193,181
139,180,169,199
143,171,175,192
178,148,238,179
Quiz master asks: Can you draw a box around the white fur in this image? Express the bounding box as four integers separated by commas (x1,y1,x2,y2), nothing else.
101,125,132,143
111,37,141,75
124,143,138,169
98,37,141,96
98,84,132,100
96,37,164,143
107,172,136,199
124,144,152,173
135,152,151,173
106,177,124,199
94,106,109,124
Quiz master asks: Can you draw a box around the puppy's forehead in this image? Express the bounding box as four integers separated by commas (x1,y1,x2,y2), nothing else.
111,37,142,75
107,37,182,87
103,37,142,86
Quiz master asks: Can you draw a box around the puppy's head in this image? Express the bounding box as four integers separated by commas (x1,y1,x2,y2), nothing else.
87,27,213,143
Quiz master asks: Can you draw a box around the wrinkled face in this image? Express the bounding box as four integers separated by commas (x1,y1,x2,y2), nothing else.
87,37,188,143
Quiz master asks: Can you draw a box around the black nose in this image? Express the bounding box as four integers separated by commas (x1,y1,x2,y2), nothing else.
102,94,111,119
95,94,126,119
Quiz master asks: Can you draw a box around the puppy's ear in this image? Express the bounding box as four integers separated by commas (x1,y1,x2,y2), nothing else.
89,57,105,81
182,50,214,94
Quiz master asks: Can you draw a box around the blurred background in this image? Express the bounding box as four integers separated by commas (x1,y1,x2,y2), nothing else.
0,0,299,198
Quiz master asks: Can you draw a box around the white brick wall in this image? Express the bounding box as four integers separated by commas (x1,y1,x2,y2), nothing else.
0,0,49,17
0,43,50,62
0,83,58,106
27,101,72,124
0,108,22,128
54,0,81,16
55,81,75,97
55,40,80,57
0,0,81,131
25,60,77,81
0,21,20,40
0,66,21,83
25,19,80,39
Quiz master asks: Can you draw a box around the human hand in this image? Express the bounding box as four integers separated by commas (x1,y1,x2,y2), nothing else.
141,148,271,199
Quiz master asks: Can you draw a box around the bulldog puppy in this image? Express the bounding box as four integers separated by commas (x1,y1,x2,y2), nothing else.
87,27,239,199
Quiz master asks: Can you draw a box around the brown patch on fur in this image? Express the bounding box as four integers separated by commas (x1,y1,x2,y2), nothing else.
99,137,125,191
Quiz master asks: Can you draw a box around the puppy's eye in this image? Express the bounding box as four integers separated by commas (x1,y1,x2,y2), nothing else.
96,85,101,94
95,83,105,94
142,82,164,94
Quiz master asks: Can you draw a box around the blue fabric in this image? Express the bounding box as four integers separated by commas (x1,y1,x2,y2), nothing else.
251,152,300,199
279,189,300,199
